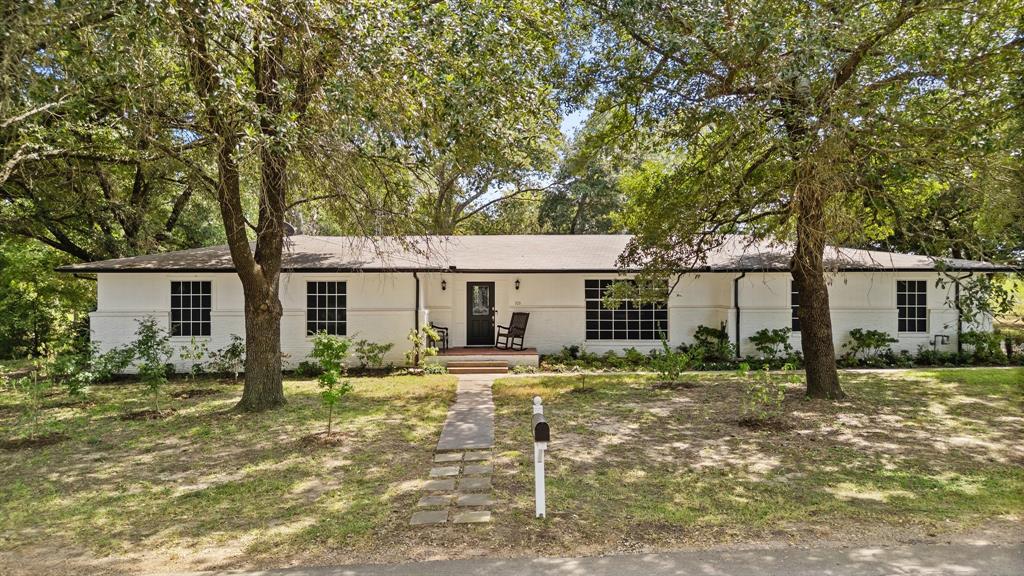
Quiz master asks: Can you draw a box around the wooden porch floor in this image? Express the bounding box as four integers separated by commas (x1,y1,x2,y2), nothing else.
438,346,538,356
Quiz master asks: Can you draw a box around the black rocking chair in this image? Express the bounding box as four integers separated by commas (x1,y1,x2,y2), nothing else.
495,312,529,350
428,322,449,351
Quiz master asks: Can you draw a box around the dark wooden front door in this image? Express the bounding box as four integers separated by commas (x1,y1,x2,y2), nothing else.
466,282,495,346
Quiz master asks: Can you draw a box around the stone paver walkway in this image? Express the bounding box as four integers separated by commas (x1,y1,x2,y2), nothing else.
436,375,495,451
410,374,498,526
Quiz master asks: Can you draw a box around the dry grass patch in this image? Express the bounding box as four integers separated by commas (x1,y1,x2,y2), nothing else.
489,368,1024,556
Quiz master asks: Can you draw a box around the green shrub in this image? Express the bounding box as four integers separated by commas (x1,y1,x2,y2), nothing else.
179,336,208,380
622,347,647,367
310,332,352,435
691,323,734,363
841,328,898,365
740,364,790,424
405,326,439,368
511,364,536,374
652,339,691,382
960,331,1008,364
600,350,624,369
207,335,245,379
749,328,794,361
131,318,173,412
353,338,394,369
423,363,448,375
295,360,323,377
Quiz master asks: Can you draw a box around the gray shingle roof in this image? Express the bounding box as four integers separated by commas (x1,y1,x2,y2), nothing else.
57,234,1013,273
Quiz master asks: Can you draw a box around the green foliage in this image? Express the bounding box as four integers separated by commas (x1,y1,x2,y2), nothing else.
405,326,440,368
511,364,537,374
960,331,1008,364
179,337,208,380
423,363,448,375
310,333,353,435
352,339,394,370
687,323,734,364
740,365,791,425
206,335,245,380
749,328,794,361
131,318,173,412
294,360,323,378
842,329,899,365
651,339,690,382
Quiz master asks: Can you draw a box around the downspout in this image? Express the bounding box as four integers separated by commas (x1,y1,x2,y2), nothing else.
413,272,420,331
953,272,973,355
733,272,746,358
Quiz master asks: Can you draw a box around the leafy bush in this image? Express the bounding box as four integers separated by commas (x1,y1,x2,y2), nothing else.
90,344,135,381
690,323,734,363
131,318,173,412
207,335,245,379
294,360,323,377
310,332,352,435
511,364,537,374
622,347,647,367
651,339,691,382
179,336,208,380
841,329,898,365
739,363,789,425
405,326,440,368
960,330,1008,364
423,363,448,374
749,328,793,361
353,339,394,369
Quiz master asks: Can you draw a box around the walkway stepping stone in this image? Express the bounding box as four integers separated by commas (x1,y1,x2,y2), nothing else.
417,495,453,507
463,464,492,476
410,510,448,526
436,376,495,451
420,479,456,491
429,466,460,477
459,476,491,492
433,452,463,463
452,510,492,524
455,493,496,507
463,451,490,461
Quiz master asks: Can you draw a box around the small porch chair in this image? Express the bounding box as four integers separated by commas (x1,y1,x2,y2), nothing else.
495,312,529,350
428,322,449,351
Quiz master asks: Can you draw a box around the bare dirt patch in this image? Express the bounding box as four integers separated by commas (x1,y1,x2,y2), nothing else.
0,431,68,451
171,388,220,400
119,408,177,420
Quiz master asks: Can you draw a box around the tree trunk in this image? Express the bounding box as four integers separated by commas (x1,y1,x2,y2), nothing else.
236,281,285,411
792,182,845,399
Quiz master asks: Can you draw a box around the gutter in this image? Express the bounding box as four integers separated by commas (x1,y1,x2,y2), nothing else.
733,272,746,358
951,272,974,355
413,272,420,331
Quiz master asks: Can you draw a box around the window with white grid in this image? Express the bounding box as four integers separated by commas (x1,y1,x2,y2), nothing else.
897,280,927,333
170,281,211,337
306,281,347,336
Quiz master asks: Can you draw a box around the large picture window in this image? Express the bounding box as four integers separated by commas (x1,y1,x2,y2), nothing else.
897,280,927,333
170,281,211,337
307,281,346,336
791,283,801,332
585,279,667,341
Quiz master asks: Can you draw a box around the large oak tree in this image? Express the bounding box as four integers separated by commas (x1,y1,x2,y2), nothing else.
576,0,1021,398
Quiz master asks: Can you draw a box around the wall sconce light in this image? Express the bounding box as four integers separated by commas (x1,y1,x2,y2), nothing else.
441,279,447,291
515,279,521,291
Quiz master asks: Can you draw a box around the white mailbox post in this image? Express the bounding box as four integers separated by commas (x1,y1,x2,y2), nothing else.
532,396,550,518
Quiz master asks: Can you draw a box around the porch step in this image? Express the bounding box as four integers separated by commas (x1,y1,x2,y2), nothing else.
446,360,509,375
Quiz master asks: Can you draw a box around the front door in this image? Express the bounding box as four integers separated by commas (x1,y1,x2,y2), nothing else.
466,282,495,346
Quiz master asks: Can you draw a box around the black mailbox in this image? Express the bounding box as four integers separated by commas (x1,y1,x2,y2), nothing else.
533,413,550,442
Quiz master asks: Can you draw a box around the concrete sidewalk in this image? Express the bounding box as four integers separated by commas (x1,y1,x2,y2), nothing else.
435,374,495,452
173,543,1023,576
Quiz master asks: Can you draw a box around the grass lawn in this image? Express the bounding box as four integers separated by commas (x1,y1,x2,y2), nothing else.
0,374,456,574
488,368,1024,555
1,368,1021,574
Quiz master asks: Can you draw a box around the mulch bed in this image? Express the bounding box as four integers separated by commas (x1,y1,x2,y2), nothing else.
120,408,177,421
299,430,353,447
171,388,220,400
0,431,69,451
651,380,701,390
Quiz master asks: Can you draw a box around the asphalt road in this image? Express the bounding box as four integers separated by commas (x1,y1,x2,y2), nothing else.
174,542,1024,576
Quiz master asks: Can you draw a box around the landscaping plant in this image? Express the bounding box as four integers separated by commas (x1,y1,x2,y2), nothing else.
405,326,439,368
131,318,173,413
310,332,352,436
206,335,245,380
749,328,794,362
179,336,208,380
652,339,691,382
739,363,789,425
841,329,898,366
353,338,394,369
